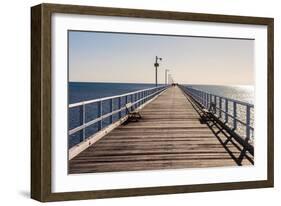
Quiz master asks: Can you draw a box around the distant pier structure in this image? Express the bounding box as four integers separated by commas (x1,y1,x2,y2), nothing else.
68,85,254,173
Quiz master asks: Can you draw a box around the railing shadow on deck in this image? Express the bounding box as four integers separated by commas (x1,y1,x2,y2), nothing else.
204,117,254,165
179,85,254,166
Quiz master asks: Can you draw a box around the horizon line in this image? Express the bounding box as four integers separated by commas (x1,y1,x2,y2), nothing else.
69,81,254,86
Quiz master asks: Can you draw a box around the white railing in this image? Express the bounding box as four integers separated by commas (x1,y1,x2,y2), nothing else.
182,86,254,142
68,85,168,147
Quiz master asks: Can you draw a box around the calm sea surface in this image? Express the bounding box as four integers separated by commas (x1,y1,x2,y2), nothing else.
68,82,254,147
69,82,158,104
186,84,254,104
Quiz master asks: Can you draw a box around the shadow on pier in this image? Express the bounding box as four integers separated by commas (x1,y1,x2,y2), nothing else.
183,92,254,166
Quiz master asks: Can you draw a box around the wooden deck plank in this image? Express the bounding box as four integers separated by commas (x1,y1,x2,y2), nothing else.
69,86,253,174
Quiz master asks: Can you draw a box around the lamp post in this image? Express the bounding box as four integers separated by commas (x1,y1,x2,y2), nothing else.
168,74,171,84
168,74,174,85
165,69,170,85
154,56,162,87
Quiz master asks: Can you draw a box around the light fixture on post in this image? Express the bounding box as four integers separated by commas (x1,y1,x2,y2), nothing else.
154,56,162,87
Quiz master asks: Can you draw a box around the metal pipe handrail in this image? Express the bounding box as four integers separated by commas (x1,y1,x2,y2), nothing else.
69,85,167,108
69,87,166,135
183,86,254,141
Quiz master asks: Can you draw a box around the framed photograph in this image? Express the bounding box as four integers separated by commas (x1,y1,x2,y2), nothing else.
31,3,274,202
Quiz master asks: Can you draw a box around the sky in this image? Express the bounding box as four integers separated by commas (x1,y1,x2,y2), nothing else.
68,31,254,85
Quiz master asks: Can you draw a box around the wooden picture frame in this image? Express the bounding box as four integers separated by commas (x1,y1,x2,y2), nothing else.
31,3,274,202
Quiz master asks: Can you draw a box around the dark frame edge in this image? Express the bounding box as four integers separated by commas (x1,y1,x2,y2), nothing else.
41,3,273,25
267,19,274,187
31,3,274,202
31,4,43,202
31,4,53,202
44,180,272,202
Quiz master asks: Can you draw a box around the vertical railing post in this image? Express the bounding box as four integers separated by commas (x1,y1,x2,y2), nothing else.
201,91,203,104
137,92,140,107
219,97,222,118
214,96,217,116
79,104,85,142
203,92,205,107
209,94,212,110
118,97,122,119
98,101,102,131
204,92,207,107
140,92,143,105
135,92,138,107
233,102,237,130
206,93,208,107
246,105,251,140
205,93,208,108
144,90,146,103
225,99,228,123
131,94,134,109
208,93,212,109
125,95,128,114
110,99,113,124
203,92,205,106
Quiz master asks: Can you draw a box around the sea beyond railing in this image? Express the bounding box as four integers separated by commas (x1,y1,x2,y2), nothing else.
68,85,168,148
182,86,254,143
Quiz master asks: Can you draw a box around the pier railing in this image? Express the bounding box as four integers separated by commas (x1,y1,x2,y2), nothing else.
182,86,254,142
68,85,168,148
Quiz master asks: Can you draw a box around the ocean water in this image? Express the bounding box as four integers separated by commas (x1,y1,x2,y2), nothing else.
186,85,254,104
69,82,158,104
68,82,254,148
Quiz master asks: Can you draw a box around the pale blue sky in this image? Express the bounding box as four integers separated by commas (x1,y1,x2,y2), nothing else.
69,31,254,85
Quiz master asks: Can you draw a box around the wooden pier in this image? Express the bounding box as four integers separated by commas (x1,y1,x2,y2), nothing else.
69,86,253,174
